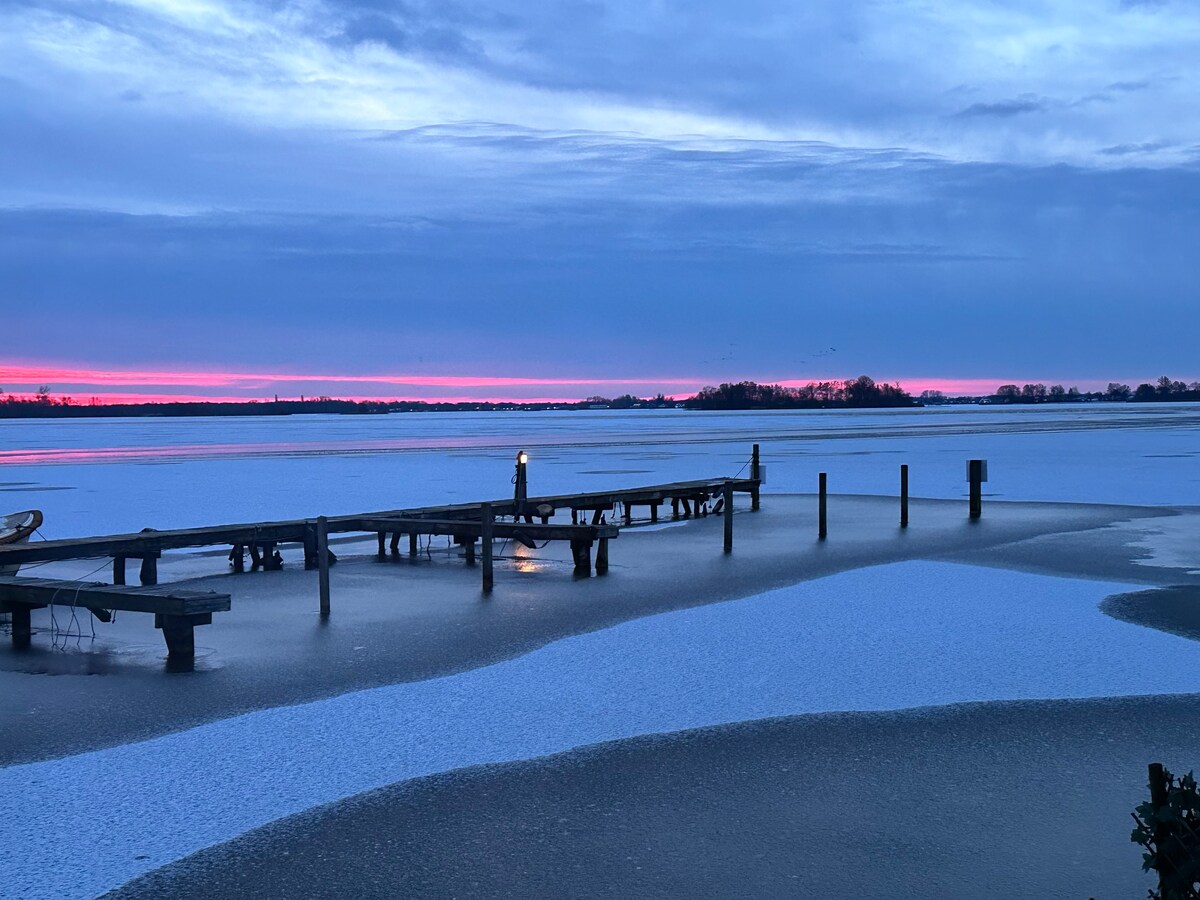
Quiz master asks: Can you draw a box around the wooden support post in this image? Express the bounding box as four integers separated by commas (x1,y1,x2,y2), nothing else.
155,613,199,659
596,536,609,574
481,503,494,593
377,531,387,558
650,503,659,523
723,482,734,553
463,537,476,566
247,542,262,569
624,502,632,527
303,525,319,570
751,443,761,511
317,516,330,617
139,555,158,586
9,605,31,649
900,464,909,528
818,472,828,540
969,459,984,520
671,498,680,519
230,545,245,573
571,539,592,576
262,541,282,571
112,556,126,585
571,508,578,525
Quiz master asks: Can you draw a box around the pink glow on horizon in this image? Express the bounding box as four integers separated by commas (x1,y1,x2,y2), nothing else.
0,363,699,390
1,360,1136,405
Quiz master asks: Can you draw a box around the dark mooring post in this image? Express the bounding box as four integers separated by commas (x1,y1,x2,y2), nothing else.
112,556,126,585
750,443,761,511
316,516,331,617
481,502,494,593
968,459,986,520
818,472,828,540
900,464,909,528
723,481,734,553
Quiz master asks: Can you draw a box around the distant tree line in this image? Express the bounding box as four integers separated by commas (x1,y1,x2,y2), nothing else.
0,386,679,418
685,376,914,410
4,374,1198,418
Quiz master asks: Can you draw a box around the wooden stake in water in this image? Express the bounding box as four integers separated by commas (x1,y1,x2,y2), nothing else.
819,472,828,540
723,481,734,553
750,443,761,511
900,464,909,528
481,502,494,593
316,515,330,617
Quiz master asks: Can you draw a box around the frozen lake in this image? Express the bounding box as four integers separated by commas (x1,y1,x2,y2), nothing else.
2,403,1199,537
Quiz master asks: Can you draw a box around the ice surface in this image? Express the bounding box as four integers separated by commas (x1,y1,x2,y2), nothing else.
2,561,1198,898
2,404,1200,538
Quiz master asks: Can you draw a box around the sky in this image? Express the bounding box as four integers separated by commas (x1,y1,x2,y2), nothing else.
2,0,1199,402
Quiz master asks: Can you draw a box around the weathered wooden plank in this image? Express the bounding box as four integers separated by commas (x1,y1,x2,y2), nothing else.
0,476,747,567
352,518,619,541
0,576,230,616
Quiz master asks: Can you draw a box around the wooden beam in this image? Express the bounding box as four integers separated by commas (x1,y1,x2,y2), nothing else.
0,576,229,616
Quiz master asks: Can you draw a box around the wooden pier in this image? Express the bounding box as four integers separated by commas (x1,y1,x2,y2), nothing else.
0,460,764,657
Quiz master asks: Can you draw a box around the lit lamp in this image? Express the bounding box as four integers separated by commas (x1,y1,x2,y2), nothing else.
514,450,529,519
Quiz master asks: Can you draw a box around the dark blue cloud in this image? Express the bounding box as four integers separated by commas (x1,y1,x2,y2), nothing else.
954,96,1046,118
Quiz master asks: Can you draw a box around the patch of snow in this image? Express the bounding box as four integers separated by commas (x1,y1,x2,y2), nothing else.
2,561,1198,898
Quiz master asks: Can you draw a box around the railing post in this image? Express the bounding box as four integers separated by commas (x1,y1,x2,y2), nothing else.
818,472,828,540
723,481,734,553
900,464,909,528
481,502,494,593
317,516,330,617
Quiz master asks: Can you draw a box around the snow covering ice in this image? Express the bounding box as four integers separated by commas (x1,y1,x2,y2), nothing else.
2,561,1199,899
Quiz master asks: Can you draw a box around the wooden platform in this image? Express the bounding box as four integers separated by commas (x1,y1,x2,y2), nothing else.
0,575,230,658
0,465,762,617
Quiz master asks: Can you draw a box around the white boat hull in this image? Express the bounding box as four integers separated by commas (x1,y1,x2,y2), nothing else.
0,510,42,577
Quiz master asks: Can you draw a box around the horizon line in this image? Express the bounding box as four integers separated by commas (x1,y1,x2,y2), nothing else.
1,362,1188,405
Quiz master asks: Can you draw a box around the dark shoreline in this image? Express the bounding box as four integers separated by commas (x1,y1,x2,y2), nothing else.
108,693,1200,899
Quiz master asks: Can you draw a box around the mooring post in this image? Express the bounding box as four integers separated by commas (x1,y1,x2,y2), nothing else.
818,472,828,540
112,556,126,585
750,443,761,511
596,536,609,574
968,459,985,520
376,531,387,559
723,481,734,553
900,464,909,528
481,503,494,593
317,515,331,617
